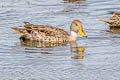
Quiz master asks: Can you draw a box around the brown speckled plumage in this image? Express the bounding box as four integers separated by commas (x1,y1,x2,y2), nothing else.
11,20,87,42
99,11,120,27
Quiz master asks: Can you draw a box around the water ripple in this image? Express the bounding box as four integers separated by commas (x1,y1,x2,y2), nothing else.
0,0,120,79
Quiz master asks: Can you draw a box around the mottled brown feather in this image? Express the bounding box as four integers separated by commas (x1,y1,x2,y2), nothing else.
11,20,86,43
99,11,120,27
12,22,69,42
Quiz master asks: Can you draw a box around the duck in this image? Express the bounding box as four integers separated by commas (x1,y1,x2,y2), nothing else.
11,20,87,42
99,11,120,28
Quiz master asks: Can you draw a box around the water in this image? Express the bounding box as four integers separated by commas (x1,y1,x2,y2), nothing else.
0,0,120,80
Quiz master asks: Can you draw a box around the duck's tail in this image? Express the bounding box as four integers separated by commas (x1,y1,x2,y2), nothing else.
11,27,27,35
99,18,113,23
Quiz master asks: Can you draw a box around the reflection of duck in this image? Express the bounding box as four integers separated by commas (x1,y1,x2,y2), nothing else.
11,20,87,42
64,0,86,3
20,39,68,48
99,11,120,28
19,39,85,59
70,41,85,59
107,27,120,34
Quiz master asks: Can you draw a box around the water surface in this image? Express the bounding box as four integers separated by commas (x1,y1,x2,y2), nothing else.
0,0,120,80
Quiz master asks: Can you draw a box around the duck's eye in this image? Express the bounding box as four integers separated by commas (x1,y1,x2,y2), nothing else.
75,23,78,26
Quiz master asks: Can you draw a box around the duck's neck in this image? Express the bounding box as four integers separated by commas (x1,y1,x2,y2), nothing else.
69,31,77,41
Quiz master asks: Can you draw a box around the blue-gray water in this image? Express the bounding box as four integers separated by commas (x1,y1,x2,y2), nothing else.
0,0,120,80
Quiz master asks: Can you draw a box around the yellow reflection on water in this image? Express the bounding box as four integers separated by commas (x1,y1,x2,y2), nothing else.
70,41,85,59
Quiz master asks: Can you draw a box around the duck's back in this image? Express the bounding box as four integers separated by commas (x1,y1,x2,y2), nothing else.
12,22,69,42
110,11,120,27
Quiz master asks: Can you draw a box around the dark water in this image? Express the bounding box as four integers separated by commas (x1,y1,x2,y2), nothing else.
0,0,120,80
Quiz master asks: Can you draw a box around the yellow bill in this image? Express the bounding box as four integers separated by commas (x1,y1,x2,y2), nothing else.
78,28,87,37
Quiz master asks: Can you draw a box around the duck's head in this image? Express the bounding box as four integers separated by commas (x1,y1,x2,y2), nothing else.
69,20,87,41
